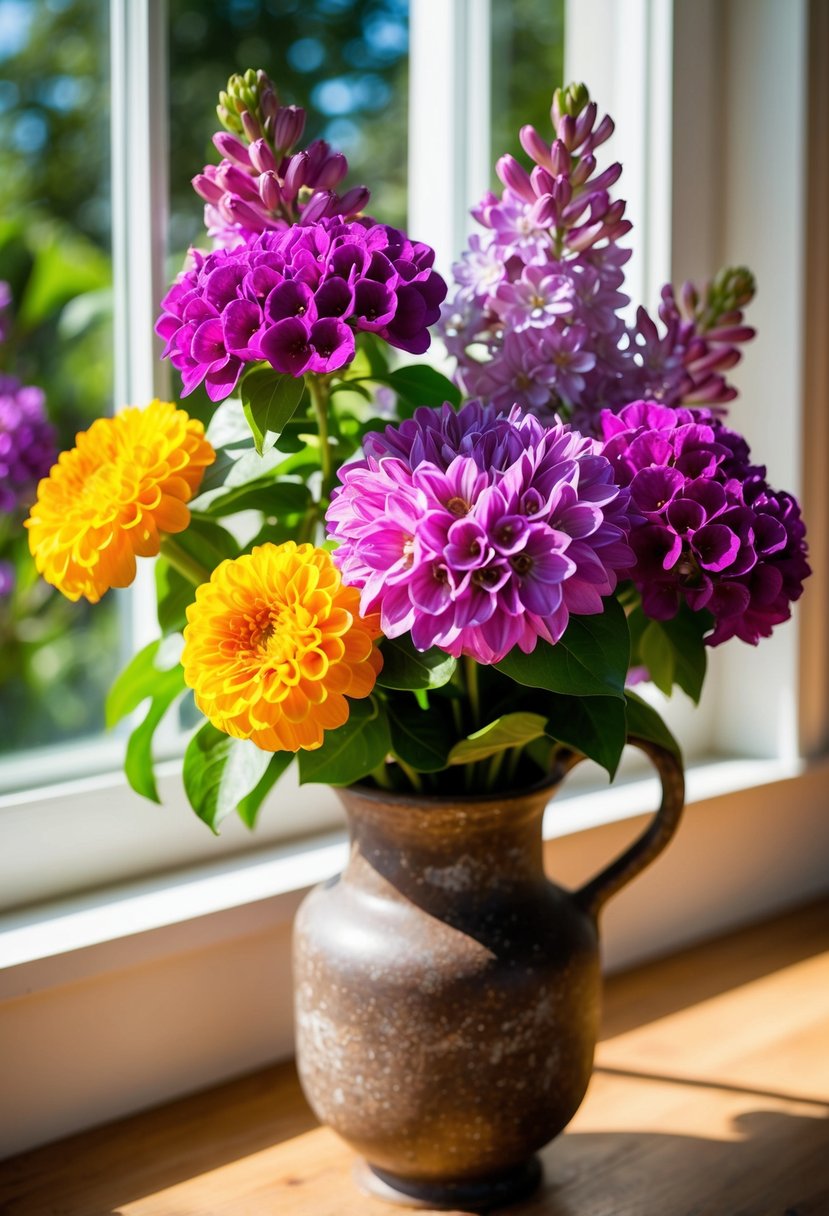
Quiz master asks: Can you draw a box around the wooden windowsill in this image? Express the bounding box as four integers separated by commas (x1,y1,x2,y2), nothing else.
2,899,828,1215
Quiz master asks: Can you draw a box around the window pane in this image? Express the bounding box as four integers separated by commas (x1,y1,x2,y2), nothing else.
0,0,116,758
490,0,565,181
167,0,410,262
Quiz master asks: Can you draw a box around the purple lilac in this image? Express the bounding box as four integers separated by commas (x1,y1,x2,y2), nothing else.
195,69,370,249
599,400,810,646
0,376,56,515
326,400,634,664
444,84,756,430
156,216,446,400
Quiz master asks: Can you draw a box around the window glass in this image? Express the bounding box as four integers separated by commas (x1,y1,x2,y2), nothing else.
490,0,565,182
0,0,116,758
167,0,410,262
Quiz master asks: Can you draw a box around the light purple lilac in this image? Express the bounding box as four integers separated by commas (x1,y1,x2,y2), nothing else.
156,216,446,400
326,400,634,664
600,400,810,646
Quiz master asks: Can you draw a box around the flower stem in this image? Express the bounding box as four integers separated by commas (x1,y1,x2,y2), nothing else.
463,655,481,732
371,762,393,789
396,758,423,792
159,536,211,587
307,376,333,496
486,749,506,792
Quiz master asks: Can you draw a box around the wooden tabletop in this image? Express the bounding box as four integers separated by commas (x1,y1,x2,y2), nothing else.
2,899,828,1216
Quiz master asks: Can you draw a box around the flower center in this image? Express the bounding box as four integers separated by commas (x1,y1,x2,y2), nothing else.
447,496,470,516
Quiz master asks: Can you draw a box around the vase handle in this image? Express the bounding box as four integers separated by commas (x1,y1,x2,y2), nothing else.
572,736,686,920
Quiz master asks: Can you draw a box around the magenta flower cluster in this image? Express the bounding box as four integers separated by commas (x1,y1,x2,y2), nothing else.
443,86,756,431
0,375,56,516
156,216,447,400
326,401,634,664
600,401,810,646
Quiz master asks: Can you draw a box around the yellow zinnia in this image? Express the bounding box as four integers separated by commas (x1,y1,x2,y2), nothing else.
26,400,215,603
182,542,383,753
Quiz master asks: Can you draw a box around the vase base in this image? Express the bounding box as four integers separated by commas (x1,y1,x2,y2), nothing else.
353,1156,543,1211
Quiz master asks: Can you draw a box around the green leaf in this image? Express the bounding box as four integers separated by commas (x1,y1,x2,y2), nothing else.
202,478,311,519
388,698,453,772
386,365,461,412
545,694,627,779
659,606,710,703
625,690,683,765
182,722,278,832
639,620,675,697
236,750,295,829
240,366,306,455
106,638,183,728
124,665,186,804
377,635,457,691
495,596,629,699
298,697,391,786
448,712,547,765
352,331,391,379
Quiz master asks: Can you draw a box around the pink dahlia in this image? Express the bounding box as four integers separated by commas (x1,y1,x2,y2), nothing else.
326,401,634,664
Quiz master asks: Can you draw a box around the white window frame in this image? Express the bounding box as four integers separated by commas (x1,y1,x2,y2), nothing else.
1,0,827,1159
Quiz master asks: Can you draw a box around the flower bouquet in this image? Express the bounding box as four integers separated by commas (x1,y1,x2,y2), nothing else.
23,69,812,1206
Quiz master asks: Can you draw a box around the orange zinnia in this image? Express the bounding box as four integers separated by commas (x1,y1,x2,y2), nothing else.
26,400,214,603
182,542,383,753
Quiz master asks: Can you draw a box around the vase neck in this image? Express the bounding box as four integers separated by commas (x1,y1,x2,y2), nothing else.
336,782,561,912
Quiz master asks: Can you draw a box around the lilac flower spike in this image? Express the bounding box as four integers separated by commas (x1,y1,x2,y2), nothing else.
326,401,634,664
600,400,810,646
156,217,446,399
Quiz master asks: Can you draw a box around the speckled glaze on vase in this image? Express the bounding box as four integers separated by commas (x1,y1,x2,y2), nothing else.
293,738,684,1211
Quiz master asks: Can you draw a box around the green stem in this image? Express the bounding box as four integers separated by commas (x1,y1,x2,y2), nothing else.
307,376,333,496
486,749,506,792
463,655,481,733
371,762,393,789
159,536,211,587
505,745,523,784
395,758,423,792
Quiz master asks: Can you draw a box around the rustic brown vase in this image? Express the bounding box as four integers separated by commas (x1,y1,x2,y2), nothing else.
293,736,684,1210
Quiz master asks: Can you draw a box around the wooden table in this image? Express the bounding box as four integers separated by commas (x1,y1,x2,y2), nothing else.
2,900,828,1216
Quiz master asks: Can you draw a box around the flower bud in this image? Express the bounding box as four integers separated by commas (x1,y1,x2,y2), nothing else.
313,151,349,190
258,170,282,213
215,162,260,202
570,153,595,187
224,196,269,231
519,125,551,169
530,164,555,197
574,101,598,147
301,190,337,223
241,109,262,143
339,185,371,215
275,105,306,153
584,115,614,152
304,138,331,178
528,194,557,227
495,154,535,203
192,172,224,204
558,115,577,151
283,151,309,200
212,131,251,167
550,139,570,177
249,138,276,174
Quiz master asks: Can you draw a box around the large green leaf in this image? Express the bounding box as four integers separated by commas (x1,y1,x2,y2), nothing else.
624,690,683,765
448,712,548,765
545,694,627,779
240,366,306,455
183,722,282,832
201,478,311,519
495,597,630,698
388,698,453,772
377,635,457,691
298,697,391,786
124,664,186,804
629,604,710,703
236,751,295,829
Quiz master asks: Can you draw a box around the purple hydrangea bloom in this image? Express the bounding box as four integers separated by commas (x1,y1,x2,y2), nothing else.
326,401,634,664
156,216,446,401
599,400,810,646
0,376,56,515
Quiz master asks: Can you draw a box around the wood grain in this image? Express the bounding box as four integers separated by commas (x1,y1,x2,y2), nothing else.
1,900,828,1216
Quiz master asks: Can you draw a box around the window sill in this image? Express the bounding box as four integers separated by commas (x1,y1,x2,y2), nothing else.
0,752,817,1001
